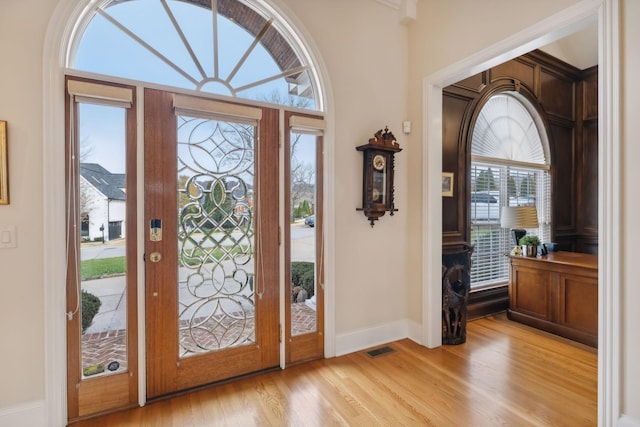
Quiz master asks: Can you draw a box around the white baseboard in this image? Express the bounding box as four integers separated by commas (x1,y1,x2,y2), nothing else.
620,414,640,427
335,319,415,356
0,400,46,427
406,319,423,344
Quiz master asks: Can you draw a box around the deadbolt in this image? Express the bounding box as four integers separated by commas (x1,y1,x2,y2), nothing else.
149,252,162,263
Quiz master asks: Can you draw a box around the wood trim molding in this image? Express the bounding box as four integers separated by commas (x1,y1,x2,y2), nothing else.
600,0,622,423
375,0,401,9
467,286,509,320
374,0,417,23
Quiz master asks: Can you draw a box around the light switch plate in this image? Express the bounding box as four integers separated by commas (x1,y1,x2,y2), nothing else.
0,225,16,249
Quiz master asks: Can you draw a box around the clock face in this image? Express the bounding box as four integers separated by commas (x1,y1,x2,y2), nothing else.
373,154,385,171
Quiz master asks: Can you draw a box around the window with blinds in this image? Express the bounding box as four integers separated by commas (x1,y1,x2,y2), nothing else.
470,92,551,289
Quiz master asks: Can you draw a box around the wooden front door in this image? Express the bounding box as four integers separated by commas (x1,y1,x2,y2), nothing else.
144,88,279,398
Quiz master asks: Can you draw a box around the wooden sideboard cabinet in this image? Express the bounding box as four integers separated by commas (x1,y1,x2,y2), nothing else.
508,251,598,347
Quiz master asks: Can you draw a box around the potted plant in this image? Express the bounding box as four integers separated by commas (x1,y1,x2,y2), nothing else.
519,235,541,257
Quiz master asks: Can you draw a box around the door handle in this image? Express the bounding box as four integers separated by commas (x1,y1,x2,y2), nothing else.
149,252,162,262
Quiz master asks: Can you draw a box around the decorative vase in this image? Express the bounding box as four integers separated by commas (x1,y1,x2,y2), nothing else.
522,245,538,257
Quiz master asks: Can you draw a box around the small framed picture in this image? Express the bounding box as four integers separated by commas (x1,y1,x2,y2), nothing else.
0,121,8,205
442,172,454,197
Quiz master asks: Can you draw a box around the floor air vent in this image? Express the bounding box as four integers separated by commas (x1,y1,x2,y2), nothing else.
366,346,396,358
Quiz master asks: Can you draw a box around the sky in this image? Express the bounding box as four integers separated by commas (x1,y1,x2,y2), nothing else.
75,0,318,174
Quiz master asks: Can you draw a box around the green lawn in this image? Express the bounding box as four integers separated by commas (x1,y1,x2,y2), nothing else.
81,256,126,281
80,245,251,280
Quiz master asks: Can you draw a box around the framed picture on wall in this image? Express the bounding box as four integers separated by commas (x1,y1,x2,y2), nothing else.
0,121,8,205
442,172,454,197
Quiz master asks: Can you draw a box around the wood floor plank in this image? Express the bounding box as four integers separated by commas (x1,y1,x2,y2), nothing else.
70,313,597,426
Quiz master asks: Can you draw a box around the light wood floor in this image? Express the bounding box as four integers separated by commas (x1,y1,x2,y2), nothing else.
71,313,597,426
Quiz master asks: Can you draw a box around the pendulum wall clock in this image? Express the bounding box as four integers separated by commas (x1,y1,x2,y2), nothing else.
356,126,402,226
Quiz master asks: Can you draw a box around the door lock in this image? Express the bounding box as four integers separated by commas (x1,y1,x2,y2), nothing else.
150,219,162,241
149,252,162,263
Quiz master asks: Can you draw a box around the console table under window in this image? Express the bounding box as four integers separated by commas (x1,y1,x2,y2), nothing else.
508,251,598,347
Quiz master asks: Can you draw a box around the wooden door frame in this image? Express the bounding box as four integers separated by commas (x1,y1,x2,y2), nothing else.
64,76,139,421
44,1,334,425
144,88,280,398
283,111,325,365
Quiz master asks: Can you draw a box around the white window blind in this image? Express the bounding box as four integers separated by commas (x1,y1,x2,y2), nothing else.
67,80,133,108
470,163,551,288
173,94,262,123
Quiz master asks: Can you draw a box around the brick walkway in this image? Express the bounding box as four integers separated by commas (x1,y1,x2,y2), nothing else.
81,329,128,375
82,303,317,376
291,302,317,335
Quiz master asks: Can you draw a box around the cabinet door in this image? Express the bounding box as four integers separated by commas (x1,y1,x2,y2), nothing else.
510,266,552,320
558,273,598,336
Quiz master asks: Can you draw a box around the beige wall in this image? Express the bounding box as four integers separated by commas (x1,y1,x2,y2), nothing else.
0,0,638,423
284,0,412,337
0,0,56,408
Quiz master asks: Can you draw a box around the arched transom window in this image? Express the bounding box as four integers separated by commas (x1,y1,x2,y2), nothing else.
470,92,551,289
68,0,322,110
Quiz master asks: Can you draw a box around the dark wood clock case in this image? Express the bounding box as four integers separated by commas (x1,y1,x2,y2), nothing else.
356,127,402,226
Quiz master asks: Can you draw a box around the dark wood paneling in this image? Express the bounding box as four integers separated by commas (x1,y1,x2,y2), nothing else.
443,51,595,251
442,93,473,244
443,50,599,317
539,68,575,121
550,122,576,233
574,66,598,249
580,122,598,233
553,236,576,252
582,67,598,120
576,238,598,255
467,286,508,320
490,58,536,93
453,72,487,93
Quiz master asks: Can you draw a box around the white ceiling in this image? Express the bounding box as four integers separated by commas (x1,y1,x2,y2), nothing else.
373,0,598,69
538,22,598,69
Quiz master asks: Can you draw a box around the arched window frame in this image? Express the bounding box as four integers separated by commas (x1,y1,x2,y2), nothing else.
66,0,324,112
469,91,552,289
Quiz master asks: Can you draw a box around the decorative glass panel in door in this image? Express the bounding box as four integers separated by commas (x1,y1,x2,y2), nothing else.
144,89,279,398
176,115,256,357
